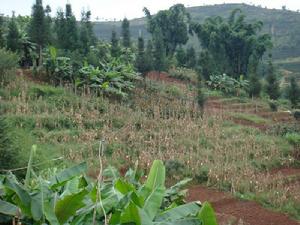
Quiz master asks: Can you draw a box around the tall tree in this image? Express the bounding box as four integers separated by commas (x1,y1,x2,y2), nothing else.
286,76,300,108
265,56,280,100
79,10,96,54
7,12,20,52
64,4,78,50
176,47,187,67
44,5,53,43
144,4,190,57
144,39,154,72
121,18,131,48
198,51,215,80
0,15,5,48
192,9,272,78
135,35,146,74
186,46,197,68
28,0,48,65
110,29,120,57
153,28,167,72
54,9,65,49
248,54,261,97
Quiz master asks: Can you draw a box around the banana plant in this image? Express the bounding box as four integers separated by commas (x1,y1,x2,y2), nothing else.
0,156,217,225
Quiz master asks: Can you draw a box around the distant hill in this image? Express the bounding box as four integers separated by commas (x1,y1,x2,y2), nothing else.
93,3,300,61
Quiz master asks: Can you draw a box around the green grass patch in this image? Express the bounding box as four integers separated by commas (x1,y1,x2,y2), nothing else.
229,112,271,124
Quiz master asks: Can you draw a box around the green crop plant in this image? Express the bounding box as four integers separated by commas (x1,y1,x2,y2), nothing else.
0,154,217,225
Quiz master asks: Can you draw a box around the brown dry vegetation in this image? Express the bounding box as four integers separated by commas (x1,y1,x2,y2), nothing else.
1,75,300,222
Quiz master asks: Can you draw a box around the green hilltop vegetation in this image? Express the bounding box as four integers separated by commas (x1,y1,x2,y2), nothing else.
94,3,300,74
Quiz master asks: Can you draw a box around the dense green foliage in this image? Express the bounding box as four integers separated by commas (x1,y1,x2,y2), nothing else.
28,0,49,65
192,9,271,78
286,77,300,108
0,48,18,82
144,4,190,57
207,74,249,96
121,18,131,48
0,159,217,225
111,29,120,58
265,59,281,100
6,14,20,52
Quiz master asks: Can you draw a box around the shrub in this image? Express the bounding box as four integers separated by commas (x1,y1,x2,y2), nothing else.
267,123,300,136
285,133,300,146
0,48,18,83
77,58,140,99
286,76,300,108
293,110,300,121
168,67,198,83
268,100,278,112
28,84,64,98
165,85,183,98
207,74,249,96
44,46,73,84
0,117,18,171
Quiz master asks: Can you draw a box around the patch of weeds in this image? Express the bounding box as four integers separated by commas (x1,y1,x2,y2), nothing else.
83,120,104,129
105,143,124,157
195,166,209,183
285,133,300,146
207,117,214,127
5,115,36,130
165,159,185,178
111,117,125,129
165,85,184,98
230,112,270,124
28,84,64,98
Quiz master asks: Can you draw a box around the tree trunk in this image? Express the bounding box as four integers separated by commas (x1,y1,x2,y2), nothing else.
38,45,42,67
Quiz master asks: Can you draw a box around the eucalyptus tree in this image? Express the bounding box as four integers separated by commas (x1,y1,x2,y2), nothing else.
28,0,49,65
265,56,280,100
7,12,20,52
79,10,96,54
135,35,146,74
110,29,120,57
143,4,190,57
121,18,131,48
54,4,78,51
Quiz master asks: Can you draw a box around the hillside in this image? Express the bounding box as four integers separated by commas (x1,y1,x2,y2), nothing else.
93,3,300,61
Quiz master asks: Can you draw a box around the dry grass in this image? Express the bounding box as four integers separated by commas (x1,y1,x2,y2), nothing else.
1,76,299,218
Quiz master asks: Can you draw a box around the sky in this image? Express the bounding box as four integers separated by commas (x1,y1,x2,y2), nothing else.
0,0,299,21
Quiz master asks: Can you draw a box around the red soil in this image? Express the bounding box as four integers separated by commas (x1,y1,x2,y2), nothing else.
187,185,300,225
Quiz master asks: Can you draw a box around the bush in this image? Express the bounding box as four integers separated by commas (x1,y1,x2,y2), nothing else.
293,110,300,121
165,85,183,98
0,48,18,83
207,74,249,96
268,100,278,112
77,58,140,99
285,133,300,146
168,67,198,83
267,123,300,136
0,117,18,171
28,84,64,98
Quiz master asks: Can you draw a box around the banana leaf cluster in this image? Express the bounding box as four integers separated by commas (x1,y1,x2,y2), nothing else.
0,160,217,225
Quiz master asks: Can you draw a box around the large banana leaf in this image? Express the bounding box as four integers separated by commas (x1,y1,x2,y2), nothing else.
143,186,165,220
144,160,165,191
198,202,218,225
2,177,31,216
155,202,201,222
0,200,18,216
51,162,87,188
55,189,88,224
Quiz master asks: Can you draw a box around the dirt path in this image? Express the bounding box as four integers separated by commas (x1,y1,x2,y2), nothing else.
187,185,300,225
